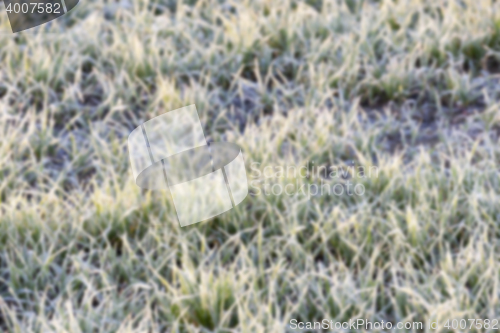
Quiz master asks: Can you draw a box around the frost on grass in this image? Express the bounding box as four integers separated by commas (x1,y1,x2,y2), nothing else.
1,0,500,332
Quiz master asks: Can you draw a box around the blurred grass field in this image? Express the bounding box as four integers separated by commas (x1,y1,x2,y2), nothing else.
2,0,500,331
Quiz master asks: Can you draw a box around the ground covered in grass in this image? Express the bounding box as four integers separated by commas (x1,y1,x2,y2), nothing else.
1,0,500,331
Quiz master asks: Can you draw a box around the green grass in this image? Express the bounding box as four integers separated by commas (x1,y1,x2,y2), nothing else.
1,0,500,332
